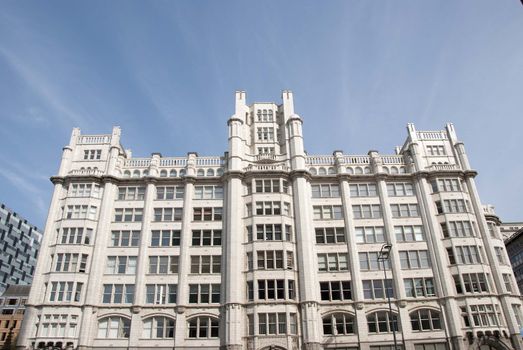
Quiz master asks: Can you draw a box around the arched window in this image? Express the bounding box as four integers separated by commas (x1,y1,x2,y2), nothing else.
188,316,219,339
382,166,389,174
132,170,140,178
318,167,327,175
123,170,131,178
399,166,406,174
142,316,175,339
363,166,371,174
410,309,441,331
355,167,363,175
142,170,149,177
390,166,399,174
169,169,177,177
328,167,336,175
97,316,130,339
322,313,355,335
346,167,354,175
207,169,215,177
197,169,205,176
216,168,224,176
367,311,399,333
160,170,168,177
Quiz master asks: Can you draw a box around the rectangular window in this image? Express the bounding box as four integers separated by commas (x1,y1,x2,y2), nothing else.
54,253,88,273
258,313,287,335
469,304,500,326
117,186,145,200
66,205,97,220
359,252,390,271
315,227,346,244
190,255,221,274
317,253,349,272
254,179,288,193
145,284,177,304
426,145,445,156
349,183,377,197
255,201,285,215
390,203,419,218
352,204,382,219
256,250,289,270
193,207,223,221
194,185,224,199
319,281,352,301
455,245,483,265
503,274,513,293
191,230,221,246
69,183,101,198
362,279,394,299
387,183,415,197
83,149,102,160
114,208,143,222
399,250,431,269
111,230,140,247
355,226,385,244
256,127,275,141
495,247,507,265
312,184,340,198
150,230,181,247
189,284,221,304
431,178,461,192
394,226,424,242
148,256,179,274
105,256,137,274
454,273,490,294
156,186,184,200
404,278,436,297
436,199,469,214
49,282,82,302
153,208,183,222
102,284,135,304
313,205,344,220
255,224,291,241
257,280,287,300
442,221,475,238
59,227,92,245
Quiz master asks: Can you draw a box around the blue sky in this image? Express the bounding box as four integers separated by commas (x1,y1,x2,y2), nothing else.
0,1,522,228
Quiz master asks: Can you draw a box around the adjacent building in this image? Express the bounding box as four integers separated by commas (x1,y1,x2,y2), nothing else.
0,285,31,349
17,91,523,350
505,228,523,296
0,204,42,295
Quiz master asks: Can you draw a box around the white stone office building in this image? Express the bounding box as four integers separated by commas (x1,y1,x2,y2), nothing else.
17,91,523,350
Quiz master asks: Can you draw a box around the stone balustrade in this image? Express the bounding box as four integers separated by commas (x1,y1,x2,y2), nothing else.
159,158,187,167
416,130,447,140
123,158,151,168
69,168,105,176
306,155,336,165
426,163,460,171
77,135,112,145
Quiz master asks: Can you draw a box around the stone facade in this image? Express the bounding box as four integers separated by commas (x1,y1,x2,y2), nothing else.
17,91,523,350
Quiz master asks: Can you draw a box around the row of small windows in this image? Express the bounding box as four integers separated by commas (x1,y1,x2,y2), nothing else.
122,168,224,178
309,166,407,176
95,315,218,339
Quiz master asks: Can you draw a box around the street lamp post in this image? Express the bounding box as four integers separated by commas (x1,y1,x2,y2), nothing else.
378,243,398,350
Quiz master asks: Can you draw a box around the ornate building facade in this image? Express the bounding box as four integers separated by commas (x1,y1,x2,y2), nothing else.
17,91,523,350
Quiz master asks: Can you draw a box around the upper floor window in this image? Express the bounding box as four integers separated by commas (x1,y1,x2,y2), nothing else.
441,221,475,238
66,205,97,220
359,252,390,271
156,186,184,200
312,184,340,198
404,278,435,297
255,179,288,193
391,204,419,218
495,246,508,265
190,255,221,274
192,230,221,246
436,199,469,214
352,205,381,219
189,284,220,304
49,281,83,302
194,185,223,199
468,304,501,327
387,183,414,197
323,313,355,335
362,279,394,300
151,230,180,247
41,314,78,338
426,145,445,156
453,273,489,294
313,205,343,220
315,227,346,244
193,207,222,221
148,256,178,274
54,253,88,273
145,284,177,304
105,256,137,274
399,250,431,269
69,183,101,198
318,253,349,272
111,230,140,247
256,109,274,122
257,313,296,336
59,227,92,245
188,316,219,338
83,149,101,160
258,147,274,154
102,284,134,304
256,250,294,270
395,225,424,242
367,311,399,334
117,186,145,201
153,207,182,222
320,281,352,301
97,316,130,339
253,224,292,241
142,316,175,339
114,208,143,222
431,179,461,192
410,309,442,331
257,279,295,300
257,127,275,141
355,226,385,244
349,183,377,197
